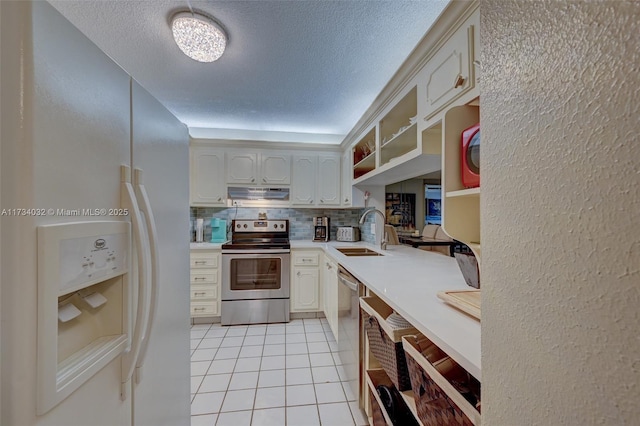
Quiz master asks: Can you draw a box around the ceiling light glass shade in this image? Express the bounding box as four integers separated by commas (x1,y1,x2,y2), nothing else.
171,12,227,62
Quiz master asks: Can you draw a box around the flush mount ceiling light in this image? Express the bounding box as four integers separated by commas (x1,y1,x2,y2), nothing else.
171,11,227,62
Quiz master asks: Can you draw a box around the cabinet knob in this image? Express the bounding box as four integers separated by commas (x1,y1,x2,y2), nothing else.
310,200,313,204
262,178,266,183
251,178,255,183
344,198,349,202
194,292,206,296
194,261,206,265
297,271,301,276
194,307,205,311
320,199,324,203
454,74,466,88
194,277,206,280
217,197,222,202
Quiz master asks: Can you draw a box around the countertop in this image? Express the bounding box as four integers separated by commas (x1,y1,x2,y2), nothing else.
292,240,481,380
190,242,225,250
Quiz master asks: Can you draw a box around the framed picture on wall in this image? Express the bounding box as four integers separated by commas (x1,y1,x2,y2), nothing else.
425,184,442,224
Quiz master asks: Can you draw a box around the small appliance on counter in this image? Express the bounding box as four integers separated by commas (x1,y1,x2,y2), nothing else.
336,226,361,242
313,217,330,242
210,218,227,243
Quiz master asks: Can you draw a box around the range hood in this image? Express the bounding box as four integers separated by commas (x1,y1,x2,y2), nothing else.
227,187,290,206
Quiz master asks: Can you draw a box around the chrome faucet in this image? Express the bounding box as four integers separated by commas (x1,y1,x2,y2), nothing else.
359,208,388,250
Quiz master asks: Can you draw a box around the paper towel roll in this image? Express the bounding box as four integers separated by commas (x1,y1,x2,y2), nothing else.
196,218,204,243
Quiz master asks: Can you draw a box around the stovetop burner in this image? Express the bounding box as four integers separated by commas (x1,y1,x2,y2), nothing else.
222,219,290,250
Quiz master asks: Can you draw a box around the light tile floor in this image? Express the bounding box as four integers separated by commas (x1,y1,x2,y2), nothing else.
191,318,368,426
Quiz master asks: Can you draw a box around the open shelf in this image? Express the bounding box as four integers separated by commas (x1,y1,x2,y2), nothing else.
421,122,442,155
380,122,418,166
354,152,376,170
442,102,481,263
446,187,480,198
352,127,377,180
366,369,423,426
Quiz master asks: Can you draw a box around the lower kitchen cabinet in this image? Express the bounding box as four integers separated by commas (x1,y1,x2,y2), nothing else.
190,249,221,319
290,249,322,312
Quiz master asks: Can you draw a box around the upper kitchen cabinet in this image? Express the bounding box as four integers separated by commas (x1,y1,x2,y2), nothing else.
349,84,440,186
291,152,341,207
343,2,478,188
190,147,226,206
226,152,291,185
379,87,418,167
317,154,341,206
291,155,316,205
423,7,478,123
341,149,366,208
353,127,377,180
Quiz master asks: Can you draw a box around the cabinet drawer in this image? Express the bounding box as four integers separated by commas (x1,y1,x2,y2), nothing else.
190,286,218,300
293,252,320,266
190,271,218,284
190,301,218,317
190,252,219,268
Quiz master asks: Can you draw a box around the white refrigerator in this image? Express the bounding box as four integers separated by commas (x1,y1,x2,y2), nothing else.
1,2,191,425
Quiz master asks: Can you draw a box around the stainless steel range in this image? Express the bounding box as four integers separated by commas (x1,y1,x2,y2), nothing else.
221,219,290,325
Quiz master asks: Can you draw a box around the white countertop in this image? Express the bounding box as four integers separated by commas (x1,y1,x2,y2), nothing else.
292,240,481,380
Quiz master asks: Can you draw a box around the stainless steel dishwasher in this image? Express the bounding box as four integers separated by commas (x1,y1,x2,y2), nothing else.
337,265,364,404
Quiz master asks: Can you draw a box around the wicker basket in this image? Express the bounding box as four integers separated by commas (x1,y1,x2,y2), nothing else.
360,296,417,392
363,311,413,391
402,335,480,425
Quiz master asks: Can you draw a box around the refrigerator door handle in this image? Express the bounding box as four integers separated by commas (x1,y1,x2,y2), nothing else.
120,165,150,400
133,168,160,384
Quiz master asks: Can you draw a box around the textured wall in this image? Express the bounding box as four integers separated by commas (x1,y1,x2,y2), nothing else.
481,1,640,424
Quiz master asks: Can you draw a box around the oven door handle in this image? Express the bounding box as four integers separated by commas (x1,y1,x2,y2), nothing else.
222,249,291,255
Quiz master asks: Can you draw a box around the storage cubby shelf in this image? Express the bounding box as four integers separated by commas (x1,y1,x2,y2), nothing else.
366,369,424,426
446,187,480,198
353,152,376,170
380,122,418,165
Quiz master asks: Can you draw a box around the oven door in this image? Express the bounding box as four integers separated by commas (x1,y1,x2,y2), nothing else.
222,250,290,300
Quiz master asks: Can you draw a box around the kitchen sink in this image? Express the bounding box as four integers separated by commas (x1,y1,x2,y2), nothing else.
336,247,384,256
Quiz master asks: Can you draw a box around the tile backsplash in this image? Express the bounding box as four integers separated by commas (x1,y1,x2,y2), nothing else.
190,207,376,243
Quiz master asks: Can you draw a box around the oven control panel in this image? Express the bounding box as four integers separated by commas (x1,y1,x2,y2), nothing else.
233,220,288,232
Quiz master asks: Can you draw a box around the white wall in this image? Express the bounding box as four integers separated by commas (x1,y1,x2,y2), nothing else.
482,1,640,424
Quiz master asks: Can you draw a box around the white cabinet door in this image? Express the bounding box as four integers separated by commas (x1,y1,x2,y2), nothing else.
317,154,341,206
291,155,317,206
341,150,352,207
227,152,258,184
423,14,473,121
190,147,226,206
260,153,291,185
291,267,320,312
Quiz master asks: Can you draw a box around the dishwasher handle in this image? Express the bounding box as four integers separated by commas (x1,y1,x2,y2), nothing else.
338,269,359,292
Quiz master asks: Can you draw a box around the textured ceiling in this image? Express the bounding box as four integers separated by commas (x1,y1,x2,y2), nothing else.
50,0,448,144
